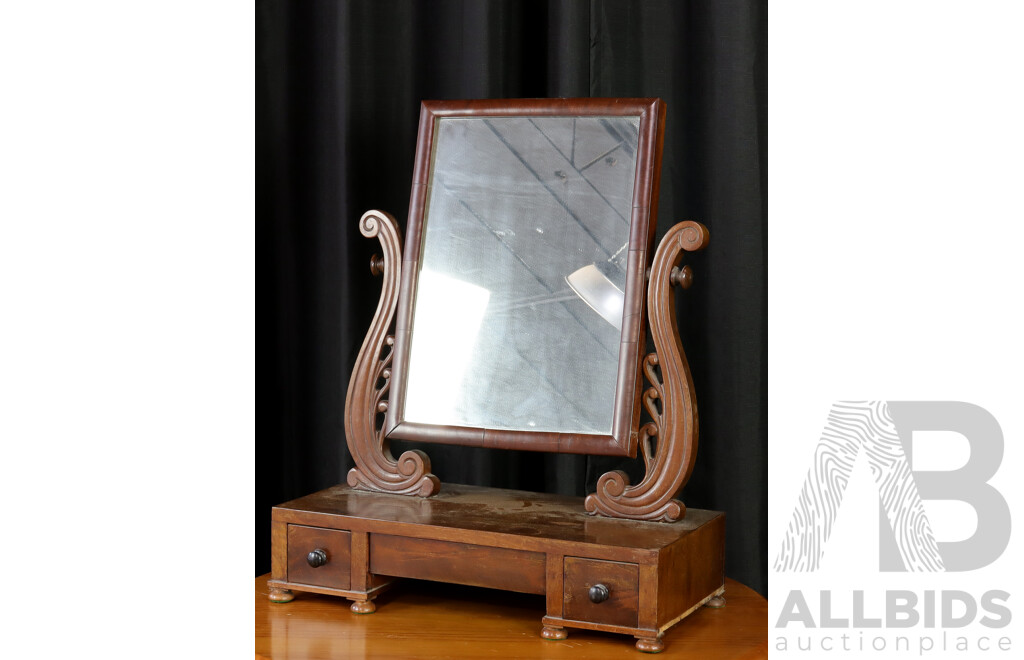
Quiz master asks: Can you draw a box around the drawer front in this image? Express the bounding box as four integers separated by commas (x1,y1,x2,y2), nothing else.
563,557,639,628
287,525,351,590
369,534,546,595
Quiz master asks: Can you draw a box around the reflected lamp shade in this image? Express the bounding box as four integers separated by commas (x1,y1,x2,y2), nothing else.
566,262,625,331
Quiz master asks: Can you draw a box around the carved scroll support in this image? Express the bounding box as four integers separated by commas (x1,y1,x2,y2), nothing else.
345,210,440,497
584,221,709,521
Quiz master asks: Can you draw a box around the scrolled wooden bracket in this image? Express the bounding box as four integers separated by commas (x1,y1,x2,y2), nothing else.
584,221,709,521
345,210,440,497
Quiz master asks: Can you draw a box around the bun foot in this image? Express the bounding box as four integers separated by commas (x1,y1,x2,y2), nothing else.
636,636,665,653
706,593,726,609
350,599,376,614
268,588,294,603
541,626,568,640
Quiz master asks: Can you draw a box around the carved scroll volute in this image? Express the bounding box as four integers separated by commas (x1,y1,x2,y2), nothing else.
345,210,440,497
584,221,709,521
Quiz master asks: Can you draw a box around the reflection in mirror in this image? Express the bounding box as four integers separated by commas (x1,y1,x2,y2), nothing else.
402,116,640,434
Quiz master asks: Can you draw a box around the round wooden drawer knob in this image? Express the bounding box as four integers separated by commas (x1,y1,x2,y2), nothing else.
589,583,610,603
307,548,328,568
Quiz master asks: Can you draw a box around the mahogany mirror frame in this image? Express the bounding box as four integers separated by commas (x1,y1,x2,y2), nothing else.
383,98,667,458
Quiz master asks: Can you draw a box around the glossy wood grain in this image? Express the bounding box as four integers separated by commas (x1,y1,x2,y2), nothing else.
274,483,721,551
256,574,767,659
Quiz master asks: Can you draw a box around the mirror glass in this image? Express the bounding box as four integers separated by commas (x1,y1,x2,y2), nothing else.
401,116,640,434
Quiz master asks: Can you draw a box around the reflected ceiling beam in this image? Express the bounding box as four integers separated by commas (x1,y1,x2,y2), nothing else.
442,184,619,361
528,118,631,228
482,119,614,260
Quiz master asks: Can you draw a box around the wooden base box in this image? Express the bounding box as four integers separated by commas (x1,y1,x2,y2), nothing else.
268,483,725,653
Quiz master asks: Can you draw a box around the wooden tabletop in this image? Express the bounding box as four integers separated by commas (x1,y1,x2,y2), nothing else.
256,573,767,659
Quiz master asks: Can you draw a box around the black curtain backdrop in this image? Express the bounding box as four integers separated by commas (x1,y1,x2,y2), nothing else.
257,0,767,596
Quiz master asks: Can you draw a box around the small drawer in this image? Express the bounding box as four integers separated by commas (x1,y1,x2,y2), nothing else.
563,557,639,628
287,525,351,590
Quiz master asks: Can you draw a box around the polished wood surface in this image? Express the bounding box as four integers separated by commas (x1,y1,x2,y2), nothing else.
256,574,767,659
274,483,720,551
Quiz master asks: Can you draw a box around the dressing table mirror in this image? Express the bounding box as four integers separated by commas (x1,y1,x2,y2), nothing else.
269,99,724,653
